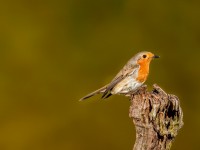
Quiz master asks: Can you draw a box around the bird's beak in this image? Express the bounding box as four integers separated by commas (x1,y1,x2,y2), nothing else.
153,55,160,58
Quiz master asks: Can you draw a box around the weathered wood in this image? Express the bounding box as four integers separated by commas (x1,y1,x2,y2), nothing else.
129,84,183,150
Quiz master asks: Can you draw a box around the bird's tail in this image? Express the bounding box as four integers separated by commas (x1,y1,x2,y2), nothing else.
79,85,107,101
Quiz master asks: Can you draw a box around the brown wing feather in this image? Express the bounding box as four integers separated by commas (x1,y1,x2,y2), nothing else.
101,76,123,98
101,64,139,98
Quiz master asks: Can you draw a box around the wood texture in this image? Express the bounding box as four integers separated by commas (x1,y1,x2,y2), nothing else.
129,84,183,150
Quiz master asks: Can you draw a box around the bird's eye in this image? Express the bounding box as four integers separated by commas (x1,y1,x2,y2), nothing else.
143,55,147,58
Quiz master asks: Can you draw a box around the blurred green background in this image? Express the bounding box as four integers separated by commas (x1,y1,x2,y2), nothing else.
0,0,200,150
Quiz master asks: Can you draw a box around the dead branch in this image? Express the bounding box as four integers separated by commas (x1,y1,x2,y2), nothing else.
129,84,183,150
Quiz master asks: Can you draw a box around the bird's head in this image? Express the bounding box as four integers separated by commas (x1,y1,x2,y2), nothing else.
136,51,159,65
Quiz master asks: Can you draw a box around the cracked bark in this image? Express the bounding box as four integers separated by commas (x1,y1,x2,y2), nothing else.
129,84,183,150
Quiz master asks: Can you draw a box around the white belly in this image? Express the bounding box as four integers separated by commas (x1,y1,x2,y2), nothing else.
111,76,143,94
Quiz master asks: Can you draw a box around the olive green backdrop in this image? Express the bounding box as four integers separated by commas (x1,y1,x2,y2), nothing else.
0,0,199,150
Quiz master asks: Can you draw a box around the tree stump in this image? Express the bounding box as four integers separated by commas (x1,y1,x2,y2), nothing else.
129,84,183,150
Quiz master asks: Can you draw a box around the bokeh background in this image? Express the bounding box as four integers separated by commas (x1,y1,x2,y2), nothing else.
0,0,200,150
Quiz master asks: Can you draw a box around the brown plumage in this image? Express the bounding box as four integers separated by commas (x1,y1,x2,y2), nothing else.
79,51,159,101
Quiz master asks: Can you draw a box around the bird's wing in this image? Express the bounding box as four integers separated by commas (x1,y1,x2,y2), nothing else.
101,64,139,98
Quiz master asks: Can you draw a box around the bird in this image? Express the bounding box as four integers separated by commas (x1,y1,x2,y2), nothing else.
79,51,159,101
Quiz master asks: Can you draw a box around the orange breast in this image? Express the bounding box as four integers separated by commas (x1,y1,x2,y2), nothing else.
136,61,150,82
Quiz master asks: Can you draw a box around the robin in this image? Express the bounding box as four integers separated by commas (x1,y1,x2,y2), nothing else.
80,51,159,101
